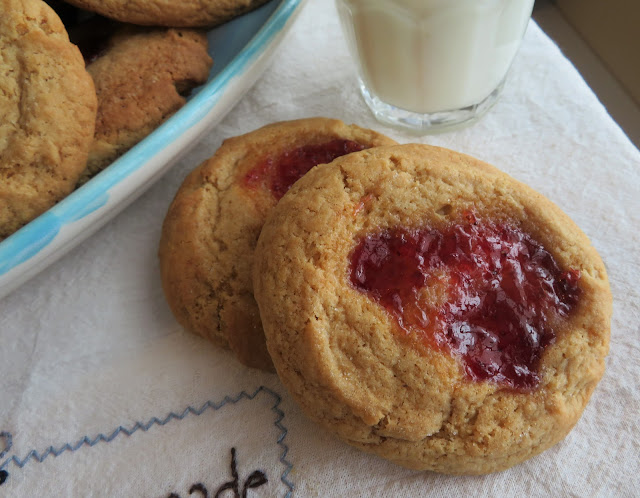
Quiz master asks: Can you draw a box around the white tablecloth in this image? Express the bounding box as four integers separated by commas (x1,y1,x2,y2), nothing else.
1,1,639,496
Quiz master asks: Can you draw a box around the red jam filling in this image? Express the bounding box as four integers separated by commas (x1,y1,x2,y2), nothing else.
349,213,581,390
244,139,366,200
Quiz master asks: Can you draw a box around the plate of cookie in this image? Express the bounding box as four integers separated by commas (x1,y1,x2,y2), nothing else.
0,0,305,300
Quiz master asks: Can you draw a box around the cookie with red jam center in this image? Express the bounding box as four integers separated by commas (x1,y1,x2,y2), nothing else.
253,144,612,474
159,118,397,371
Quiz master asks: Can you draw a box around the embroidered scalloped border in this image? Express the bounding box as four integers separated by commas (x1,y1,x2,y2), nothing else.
0,386,293,496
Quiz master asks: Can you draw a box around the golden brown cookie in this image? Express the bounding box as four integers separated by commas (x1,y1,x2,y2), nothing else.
61,0,272,27
159,118,397,371
253,144,611,474
77,25,213,181
0,0,97,240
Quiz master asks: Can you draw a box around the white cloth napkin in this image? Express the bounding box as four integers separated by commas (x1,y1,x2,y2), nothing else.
1,0,639,496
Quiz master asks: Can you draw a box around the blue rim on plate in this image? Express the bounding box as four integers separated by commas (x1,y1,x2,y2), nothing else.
0,0,306,299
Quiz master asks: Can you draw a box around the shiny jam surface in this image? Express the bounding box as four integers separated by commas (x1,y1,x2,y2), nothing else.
244,139,366,199
349,213,581,390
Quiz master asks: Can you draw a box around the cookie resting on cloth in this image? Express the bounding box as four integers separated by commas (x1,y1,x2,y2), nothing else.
0,0,97,240
159,118,397,371
252,143,612,474
61,0,273,27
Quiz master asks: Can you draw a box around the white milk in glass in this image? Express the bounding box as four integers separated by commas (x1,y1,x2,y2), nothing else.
336,0,534,131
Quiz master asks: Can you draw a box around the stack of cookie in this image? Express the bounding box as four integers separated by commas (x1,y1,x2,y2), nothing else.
1,0,271,240
159,118,612,474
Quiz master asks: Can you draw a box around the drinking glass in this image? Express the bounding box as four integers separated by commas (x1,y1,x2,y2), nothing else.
336,0,534,132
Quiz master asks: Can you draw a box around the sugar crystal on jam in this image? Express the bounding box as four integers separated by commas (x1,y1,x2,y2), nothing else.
244,139,366,199
349,215,581,390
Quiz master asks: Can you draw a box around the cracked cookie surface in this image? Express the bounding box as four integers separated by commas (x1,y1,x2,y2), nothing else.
252,144,611,474
78,26,212,182
0,0,97,240
159,118,396,371
61,0,272,27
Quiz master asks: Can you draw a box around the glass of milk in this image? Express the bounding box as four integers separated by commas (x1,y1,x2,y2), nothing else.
335,0,534,132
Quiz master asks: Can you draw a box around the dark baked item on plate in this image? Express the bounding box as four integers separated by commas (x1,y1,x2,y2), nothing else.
0,0,97,240
253,143,611,474
73,22,213,181
60,0,272,27
159,118,397,371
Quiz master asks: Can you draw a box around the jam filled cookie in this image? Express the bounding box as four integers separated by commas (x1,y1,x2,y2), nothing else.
60,0,272,27
159,118,397,370
73,22,213,181
253,144,611,474
0,0,97,240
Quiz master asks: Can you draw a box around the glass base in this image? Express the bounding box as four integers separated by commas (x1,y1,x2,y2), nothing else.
359,79,506,134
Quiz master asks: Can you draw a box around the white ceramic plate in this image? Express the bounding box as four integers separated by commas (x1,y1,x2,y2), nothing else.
0,0,305,300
